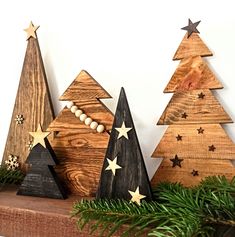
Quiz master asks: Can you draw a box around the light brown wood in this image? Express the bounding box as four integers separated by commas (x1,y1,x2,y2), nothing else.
158,89,232,125
2,35,54,172
152,124,235,160
173,33,213,60
164,56,223,93
151,159,235,187
48,70,114,196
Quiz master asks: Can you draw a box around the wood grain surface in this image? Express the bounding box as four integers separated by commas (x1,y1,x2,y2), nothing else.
152,124,235,160
173,33,213,60
2,36,54,172
48,70,114,196
158,89,232,125
164,56,223,93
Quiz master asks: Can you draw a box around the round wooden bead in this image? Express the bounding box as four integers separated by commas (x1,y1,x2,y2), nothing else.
71,105,78,113
90,121,98,130
80,113,87,122
75,109,83,118
85,117,93,126
66,101,74,109
96,124,105,133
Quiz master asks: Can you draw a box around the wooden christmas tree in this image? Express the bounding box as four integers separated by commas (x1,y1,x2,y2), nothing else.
96,87,152,204
48,70,114,196
17,124,66,199
151,19,235,186
2,22,54,172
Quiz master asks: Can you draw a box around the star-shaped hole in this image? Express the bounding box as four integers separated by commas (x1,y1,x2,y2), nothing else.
208,145,216,152
170,155,183,168
176,134,182,141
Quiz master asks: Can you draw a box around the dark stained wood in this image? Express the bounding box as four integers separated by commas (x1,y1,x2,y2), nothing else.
2,34,54,172
173,33,213,60
158,89,232,125
96,88,153,202
48,70,114,196
164,56,223,93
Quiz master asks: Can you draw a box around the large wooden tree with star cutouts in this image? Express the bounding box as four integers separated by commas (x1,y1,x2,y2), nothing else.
17,124,66,199
47,70,114,196
96,87,153,205
2,22,54,172
151,19,235,187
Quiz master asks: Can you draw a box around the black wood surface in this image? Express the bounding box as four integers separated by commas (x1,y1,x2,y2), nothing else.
17,142,66,199
96,87,153,201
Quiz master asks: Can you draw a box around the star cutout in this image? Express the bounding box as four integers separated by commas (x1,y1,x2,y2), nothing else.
128,186,146,206
208,145,216,152
181,19,201,38
29,124,50,148
198,92,205,99
24,21,39,40
170,155,183,168
105,157,122,176
197,127,204,134
191,169,199,176
181,112,188,119
176,134,182,141
115,121,132,139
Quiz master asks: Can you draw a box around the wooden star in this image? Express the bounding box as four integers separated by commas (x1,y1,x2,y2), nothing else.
176,134,182,141
105,157,122,176
115,121,132,139
170,155,183,168
191,169,199,176
128,186,146,206
181,19,201,38
29,124,50,148
208,145,216,152
198,92,205,99
181,112,188,119
197,127,204,134
24,21,39,40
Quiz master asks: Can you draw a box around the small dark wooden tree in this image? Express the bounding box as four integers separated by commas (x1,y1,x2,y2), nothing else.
17,125,66,199
96,88,152,205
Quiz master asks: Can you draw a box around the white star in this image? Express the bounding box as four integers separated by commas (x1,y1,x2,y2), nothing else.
105,157,122,176
29,124,50,148
115,121,132,139
24,21,39,40
128,186,146,206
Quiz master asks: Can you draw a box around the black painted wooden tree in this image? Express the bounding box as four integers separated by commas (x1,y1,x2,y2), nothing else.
96,88,152,205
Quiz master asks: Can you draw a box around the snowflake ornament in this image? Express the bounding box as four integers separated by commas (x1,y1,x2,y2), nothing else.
15,114,25,124
5,154,19,171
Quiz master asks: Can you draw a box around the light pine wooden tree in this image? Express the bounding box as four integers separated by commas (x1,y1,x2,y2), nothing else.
2,22,54,172
151,19,235,186
48,70,114,196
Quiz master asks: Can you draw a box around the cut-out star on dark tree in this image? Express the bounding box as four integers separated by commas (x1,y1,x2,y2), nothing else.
181,19,201,38
170,155,183,168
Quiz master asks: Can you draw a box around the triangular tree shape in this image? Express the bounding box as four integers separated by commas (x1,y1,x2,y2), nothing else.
173,33,213,60
96,88,152,204
2,22,54,172
164,56,223,93
158,89,232,125
48,70,114,196
17,125,66,199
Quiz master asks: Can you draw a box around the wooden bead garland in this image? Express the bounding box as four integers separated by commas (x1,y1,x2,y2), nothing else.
66,101,105,133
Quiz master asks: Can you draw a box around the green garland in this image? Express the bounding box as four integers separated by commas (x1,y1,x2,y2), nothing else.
72,176,235,237
0,165,24,189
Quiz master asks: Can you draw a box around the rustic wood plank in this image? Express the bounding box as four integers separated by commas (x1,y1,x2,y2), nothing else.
173,33,213,60
158,89,232,125
2,33,54,172
96,88,153,203
164,56,223,93
151,158,235,187
152,124,235,160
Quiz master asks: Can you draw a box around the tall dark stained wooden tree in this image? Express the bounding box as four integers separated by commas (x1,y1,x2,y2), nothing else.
2,22,54,172
48,70,114,196
151,19,235,187
17,124,66,199
96,88,152,205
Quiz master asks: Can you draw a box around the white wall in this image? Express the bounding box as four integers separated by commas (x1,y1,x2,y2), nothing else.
1,0,235,179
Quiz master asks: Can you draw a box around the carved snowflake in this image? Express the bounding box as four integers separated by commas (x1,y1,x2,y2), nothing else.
27,140,34,151
5,154,19,171
15,114,25,124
